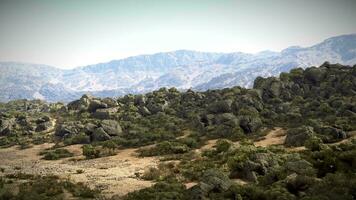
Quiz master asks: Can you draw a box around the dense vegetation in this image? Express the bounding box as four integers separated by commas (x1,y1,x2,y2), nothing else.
0,62,355,199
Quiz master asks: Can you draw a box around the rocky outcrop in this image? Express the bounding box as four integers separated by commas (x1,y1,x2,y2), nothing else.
188,169,233,198
0,118,15,136
100,120,123,136
91,127,111,142
285,126,315,147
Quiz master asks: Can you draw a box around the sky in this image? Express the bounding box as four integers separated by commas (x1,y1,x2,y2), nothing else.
0,0,356,69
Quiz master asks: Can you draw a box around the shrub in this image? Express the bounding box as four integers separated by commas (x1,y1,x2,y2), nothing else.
82,144,100,159
64,132,90,145
41,148,74,160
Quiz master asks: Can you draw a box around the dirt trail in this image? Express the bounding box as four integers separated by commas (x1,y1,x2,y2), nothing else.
254,128,286,147
0,143,159,197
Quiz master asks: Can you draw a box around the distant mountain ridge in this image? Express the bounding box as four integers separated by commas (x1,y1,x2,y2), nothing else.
0,34,355,102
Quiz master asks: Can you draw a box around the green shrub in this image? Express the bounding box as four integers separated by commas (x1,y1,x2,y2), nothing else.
82,144,100,159
40,148,74,160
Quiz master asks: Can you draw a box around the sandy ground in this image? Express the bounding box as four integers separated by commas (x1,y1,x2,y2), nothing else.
0,143,158,197
254,128,286,147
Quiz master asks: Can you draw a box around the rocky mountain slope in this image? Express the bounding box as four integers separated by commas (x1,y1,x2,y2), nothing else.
0,34,355,102
0,63,355,199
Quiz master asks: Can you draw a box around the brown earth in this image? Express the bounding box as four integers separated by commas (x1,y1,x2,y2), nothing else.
254,128,286,147
0,143,159,198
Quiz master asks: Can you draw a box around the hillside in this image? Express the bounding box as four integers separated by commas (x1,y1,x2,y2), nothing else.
0,34,355,102
0,62,355,199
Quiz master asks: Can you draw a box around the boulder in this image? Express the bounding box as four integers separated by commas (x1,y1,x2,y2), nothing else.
304,67,325,84
188,169,232,198
100,120,123,136
146,101,168,114
88,99,108,112
92,107,118,119
84,123,97,134
285,126,314,147
134,95,146,106
254,77,283,99
138,106,151,116
55,122,83,138
239,115,262,134
101,97,118,108
0,118,15,136
67,97,90,111
91,127,111,142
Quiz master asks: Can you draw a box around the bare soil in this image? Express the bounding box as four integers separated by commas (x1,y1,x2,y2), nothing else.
0,143,159,198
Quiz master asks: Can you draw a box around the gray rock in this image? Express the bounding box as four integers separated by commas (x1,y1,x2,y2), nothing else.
239,115,262,134
88,99,108,112
138,106,151,116
0,118,15,136
84,123,97,134
55,122,82,137
102,97,118,108
100,120,123,136
92,107,118,119
91,127,111,141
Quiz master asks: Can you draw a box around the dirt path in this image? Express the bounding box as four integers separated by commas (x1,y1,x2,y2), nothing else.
254,128,286,147
0,143,159,197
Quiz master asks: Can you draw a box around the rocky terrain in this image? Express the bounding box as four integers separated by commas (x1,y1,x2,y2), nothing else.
0,62,355,200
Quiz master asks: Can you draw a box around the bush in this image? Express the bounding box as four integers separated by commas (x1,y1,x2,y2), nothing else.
82,144,116,159
64,132,90,145
41,148,74,160
125,179,187,200
138,141,190,157
82,144,100,159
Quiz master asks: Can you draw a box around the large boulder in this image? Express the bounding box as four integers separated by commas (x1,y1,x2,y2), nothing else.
285,126,315,147
0,118,15,136
55,121,83,138
188,169,232,198
146,101,168,114
134,95,146,106
88,99,107,112
304,67,325,85
239,115,262,134
138,106,151,116
84,123,97,134
100,120,123,136
67,95,91,111
92,107,118,119
254,77,283,99
91,127,111,142
101,98,118,108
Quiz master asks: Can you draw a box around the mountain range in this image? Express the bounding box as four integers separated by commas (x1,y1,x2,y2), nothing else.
0,34,355,102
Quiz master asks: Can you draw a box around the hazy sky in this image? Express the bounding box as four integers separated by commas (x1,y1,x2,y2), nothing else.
0,0,355,69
